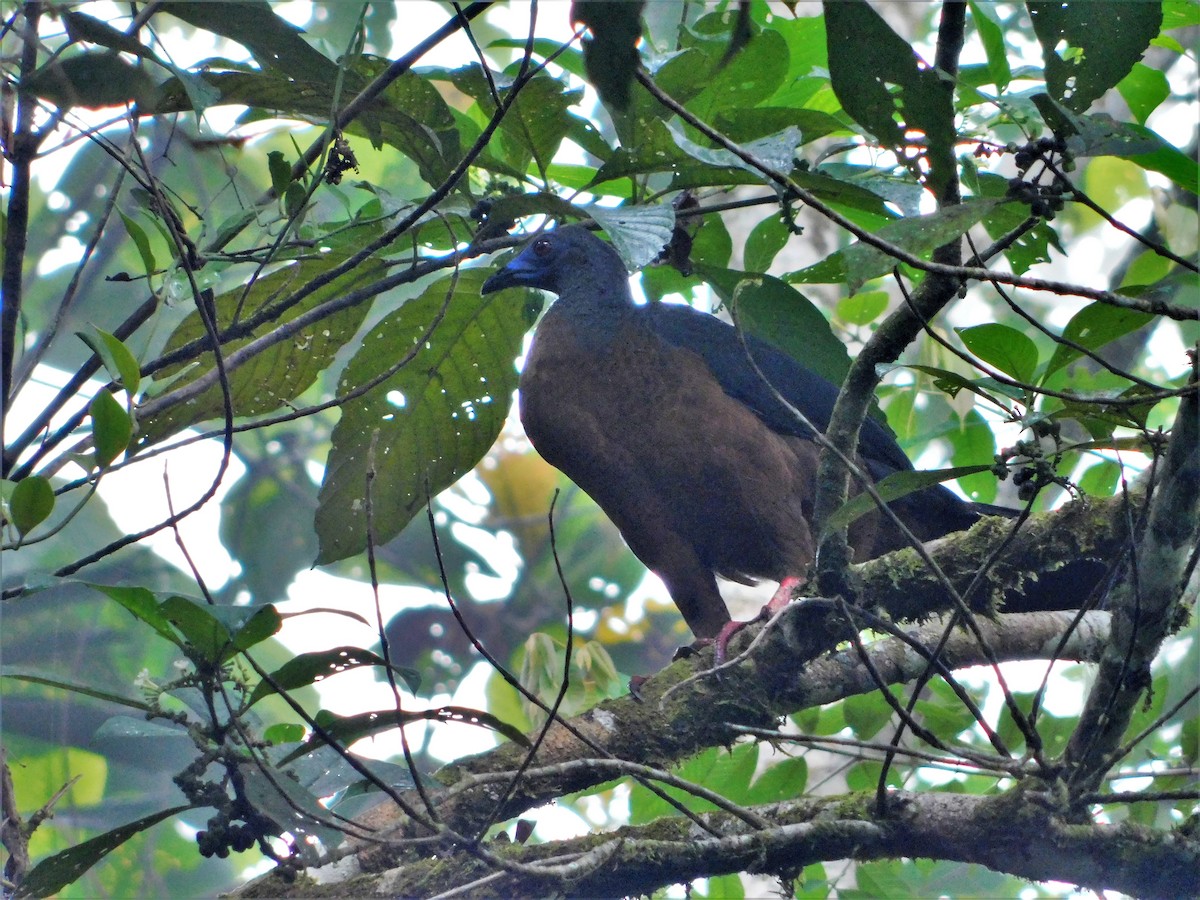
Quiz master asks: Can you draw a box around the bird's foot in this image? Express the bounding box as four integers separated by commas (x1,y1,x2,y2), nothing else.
628,674,649,702
713,576,805,665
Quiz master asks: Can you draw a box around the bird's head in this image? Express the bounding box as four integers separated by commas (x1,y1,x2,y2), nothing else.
481,225,629,298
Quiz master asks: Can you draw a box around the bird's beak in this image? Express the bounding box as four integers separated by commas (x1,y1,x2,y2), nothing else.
481,266,518,295
482,245,544,294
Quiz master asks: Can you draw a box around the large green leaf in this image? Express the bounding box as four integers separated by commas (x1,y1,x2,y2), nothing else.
89,390,132,467
161,2,340,85
1027,0,1162,112
136,221,387,448
158,596,281,665
969,0,1012,91
314,270,538,564
436,67,581,178
823,0,954,192
1117,62,1170,125
23,51,160,110
956,323,1040,384
787,199,1000,292
1040,301,1154,383
685,20,789,122
573,0,645,109
17,805,195,898
697,266,852,390
155,61,461,187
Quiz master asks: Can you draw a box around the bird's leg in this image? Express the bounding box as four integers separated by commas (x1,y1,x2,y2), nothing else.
713,576,805,664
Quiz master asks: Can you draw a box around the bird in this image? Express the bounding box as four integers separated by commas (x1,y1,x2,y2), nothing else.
482,225,1011,645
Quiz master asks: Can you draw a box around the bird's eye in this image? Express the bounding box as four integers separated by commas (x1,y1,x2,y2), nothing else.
532,238,552,257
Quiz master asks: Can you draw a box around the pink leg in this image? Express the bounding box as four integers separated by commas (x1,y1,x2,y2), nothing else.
713,576,805,664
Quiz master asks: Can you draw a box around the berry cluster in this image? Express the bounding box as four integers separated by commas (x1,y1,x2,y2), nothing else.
1005,135,1074,220
994,418,1068,501
195,816,261,859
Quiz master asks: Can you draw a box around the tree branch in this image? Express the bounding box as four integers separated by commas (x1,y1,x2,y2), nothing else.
241,786,1198,900
347,606,1113,873
1065,359,1200,794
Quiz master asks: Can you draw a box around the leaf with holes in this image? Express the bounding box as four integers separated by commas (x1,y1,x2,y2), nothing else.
315,270,538,564
249,647,419,707
17,806,195,897
1028,0,1162,112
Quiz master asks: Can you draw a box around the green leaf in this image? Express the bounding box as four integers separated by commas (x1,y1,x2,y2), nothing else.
118,210,157,278
686,20,790,122
475,72,583,176
224,603,283,658
272,743,413,807
22,52,160,110
89,389,132,467
836,290,888,326
744,213,790,273
956,323,1039,383
249,646,420,707
17,805,194,898
1119,124,1198,195
951,409,999,503
822,465,995,536
1077,459,1122,497
883,363,1027,405
163,1,339,84
697,266,852,390
137,218,386,448
77,325,141,394
264,722,306,744
1116,62,1170,125
744,756,808,804
267,149,293,196
155,64,459,188
823,0,954,192
239,765,338,863
980,199,1059,276
0,665,150,710
696,874,745,900
279,706,530,766
968,1,1011,91
1163,0,1200,29
9,476,55,536
283,181,307,220
1028,0,1162,112
788,199,1000,292
1041,301,1153,382
314,270,536,564
844,689,895,739
62,10,155,59
158,595,230,664
714,107,847,145
90,583,187,648
574,0,645,109
156,597,281,664
628,745,755,824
